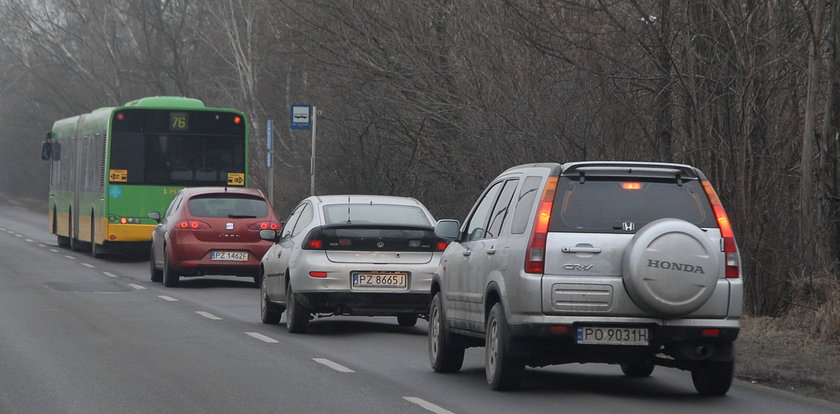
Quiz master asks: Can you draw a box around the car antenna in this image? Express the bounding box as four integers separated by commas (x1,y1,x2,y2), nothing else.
346,194,351,223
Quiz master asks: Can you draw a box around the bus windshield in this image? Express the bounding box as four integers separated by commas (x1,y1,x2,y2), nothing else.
109,109,246,186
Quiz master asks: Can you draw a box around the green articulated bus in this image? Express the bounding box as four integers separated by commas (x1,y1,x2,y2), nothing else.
40,96,249,256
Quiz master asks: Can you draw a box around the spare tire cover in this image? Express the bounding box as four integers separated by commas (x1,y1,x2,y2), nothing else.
623,218,720,317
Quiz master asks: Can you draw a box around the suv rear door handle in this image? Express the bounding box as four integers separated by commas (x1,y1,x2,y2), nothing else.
562,246,602,254
486,248,496,255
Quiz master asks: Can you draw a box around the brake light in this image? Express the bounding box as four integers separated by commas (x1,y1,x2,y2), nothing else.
177,220,210,230
525,176,558,273
306,239,323,249
622,182,641,190
249,221,280,231
701,180,740,278
436,241,449,251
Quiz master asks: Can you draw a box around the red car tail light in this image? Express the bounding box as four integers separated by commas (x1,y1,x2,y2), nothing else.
701,180,740,278
177,220,210,230
525,176,559,274
436,241,449,251
249,221,280,231
308,271,328,278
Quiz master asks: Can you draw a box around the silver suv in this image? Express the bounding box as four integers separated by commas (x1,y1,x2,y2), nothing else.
429,162,743,395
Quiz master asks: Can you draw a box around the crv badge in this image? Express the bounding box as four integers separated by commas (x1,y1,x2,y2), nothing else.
564,264,594,271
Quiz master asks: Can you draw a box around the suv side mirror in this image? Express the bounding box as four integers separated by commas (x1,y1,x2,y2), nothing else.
148,211,161,222
434,219,461,240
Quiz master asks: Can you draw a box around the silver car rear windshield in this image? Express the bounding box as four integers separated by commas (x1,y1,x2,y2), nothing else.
322,204,431,226
549,177,717,233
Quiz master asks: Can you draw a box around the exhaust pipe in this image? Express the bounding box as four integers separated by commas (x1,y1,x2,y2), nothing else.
677,343,716,360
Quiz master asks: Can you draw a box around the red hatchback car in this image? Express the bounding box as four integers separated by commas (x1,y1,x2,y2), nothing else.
149,187,280,287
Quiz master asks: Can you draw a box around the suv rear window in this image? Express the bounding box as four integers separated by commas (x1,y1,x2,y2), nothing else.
548,177,716,233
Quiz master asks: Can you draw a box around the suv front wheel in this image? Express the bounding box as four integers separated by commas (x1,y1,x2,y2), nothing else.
428,292,464,373
486,302,524,390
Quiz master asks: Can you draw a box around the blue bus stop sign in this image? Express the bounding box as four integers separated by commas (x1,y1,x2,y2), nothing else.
291,105,312,130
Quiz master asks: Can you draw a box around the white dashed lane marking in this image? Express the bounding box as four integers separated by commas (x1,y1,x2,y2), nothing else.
103,272,117,278
129,284,146,290
64,255,76,260
158,295,178,302
81,263,95,268
50,249,59,253
403,397,456,414
313,358,354,373
245,332,279,343
25,239,34,243
196,311,222,320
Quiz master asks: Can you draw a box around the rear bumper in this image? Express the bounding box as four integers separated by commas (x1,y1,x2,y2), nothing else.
296,292,430,316
504,320,739,367
169,239,271,277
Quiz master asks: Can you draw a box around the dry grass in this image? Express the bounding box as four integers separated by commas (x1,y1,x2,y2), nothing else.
737,313,840,404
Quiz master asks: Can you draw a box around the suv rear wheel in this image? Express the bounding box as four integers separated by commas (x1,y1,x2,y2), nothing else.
486,303,524,390
428,292,464,373
691,359,734,396
397,313,418,327
620,361,655,377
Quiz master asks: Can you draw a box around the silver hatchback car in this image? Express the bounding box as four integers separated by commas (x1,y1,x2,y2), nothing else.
258,195,447,333
429,162,743,395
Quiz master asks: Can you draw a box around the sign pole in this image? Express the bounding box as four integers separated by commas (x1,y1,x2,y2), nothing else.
266,119,274,204
310,106,317,196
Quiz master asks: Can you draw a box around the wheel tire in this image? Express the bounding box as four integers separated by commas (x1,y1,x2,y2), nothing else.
55,210,70,248
485,303,524,390
621,361,655,377
90,218,102,258
260,273,283,324
69,213,80,252
285,283,309,333
428,292,464,373
149,247,163,283
162,249,180,287
397,313,418,327
691,359,734,396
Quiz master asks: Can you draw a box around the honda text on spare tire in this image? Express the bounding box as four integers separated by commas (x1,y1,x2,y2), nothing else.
429,162,743,395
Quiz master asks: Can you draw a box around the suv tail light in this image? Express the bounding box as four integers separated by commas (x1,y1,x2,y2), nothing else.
700,180,740,278
525,176,559,273
177,220,210,229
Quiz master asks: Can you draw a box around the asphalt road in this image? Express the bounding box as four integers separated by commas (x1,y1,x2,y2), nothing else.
0,203,838,414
